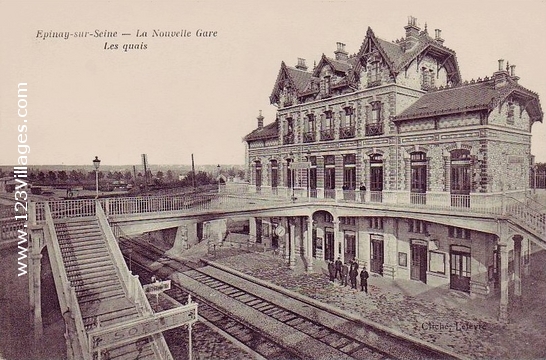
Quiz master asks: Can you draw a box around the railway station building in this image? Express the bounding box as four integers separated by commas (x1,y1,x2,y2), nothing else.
241,17,544,316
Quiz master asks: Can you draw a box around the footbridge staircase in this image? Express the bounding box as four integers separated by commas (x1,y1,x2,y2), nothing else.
42,201,176,360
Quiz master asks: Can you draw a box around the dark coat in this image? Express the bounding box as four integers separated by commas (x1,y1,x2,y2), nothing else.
328,262,335,276
334,259,342,270
360,269,369,282
341,264,349,276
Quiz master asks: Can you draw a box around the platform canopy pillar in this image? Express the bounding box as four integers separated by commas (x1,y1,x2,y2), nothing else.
305,216,313,272
513,235,523,300
498,242,509,323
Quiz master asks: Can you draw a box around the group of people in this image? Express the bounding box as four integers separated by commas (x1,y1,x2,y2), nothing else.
328,257,369,293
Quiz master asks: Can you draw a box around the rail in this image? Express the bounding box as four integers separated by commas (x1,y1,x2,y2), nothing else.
96,201,173,359
505,196,546,243
44,203,90,360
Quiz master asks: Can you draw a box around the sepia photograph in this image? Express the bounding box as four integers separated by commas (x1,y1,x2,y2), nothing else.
0,1,545,359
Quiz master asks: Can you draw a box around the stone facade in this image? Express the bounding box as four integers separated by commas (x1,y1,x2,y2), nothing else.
242,18,543,313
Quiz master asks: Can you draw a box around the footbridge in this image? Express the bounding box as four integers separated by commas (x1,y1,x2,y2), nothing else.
7,186,546,354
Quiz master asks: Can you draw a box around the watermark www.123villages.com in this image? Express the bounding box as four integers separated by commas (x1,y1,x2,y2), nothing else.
15,83,30,277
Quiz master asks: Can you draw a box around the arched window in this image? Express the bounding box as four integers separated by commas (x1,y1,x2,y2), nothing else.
450,149,471,207
255,161,262,190
270,160,278,189
410,152,427,204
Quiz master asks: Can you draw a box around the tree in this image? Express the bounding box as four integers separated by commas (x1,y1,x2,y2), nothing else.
69,170,79,182
124,171,133,182
47,171,57,183
156,171,164,180
58,170,68,182
166,170,174,182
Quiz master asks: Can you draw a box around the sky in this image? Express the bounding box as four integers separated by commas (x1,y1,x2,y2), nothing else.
1,0,545,166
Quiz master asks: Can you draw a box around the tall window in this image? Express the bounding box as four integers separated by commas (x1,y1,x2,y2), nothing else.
371,102,381,123
370,61,381,85
321,76,331,96
324,155,335,190
323,111,333,129
304,114,316,143
340,107,355,139
370,154,383,192
284,118,294,144
255,161,262,188
309,156,317,195
421,68,435,90
270,160,278,189
450,149,471,207
343,154,356,190
321,111,334,141
366,102,384,136
410,152,427,200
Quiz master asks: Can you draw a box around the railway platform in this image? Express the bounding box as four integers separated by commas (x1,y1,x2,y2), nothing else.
208,248,546,360
123,231,546,359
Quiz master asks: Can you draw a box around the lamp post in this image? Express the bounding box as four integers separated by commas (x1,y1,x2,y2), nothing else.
217,164,221,193
93,156,101,199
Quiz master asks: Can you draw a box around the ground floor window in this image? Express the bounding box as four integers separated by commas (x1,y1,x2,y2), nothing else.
450,245,471,293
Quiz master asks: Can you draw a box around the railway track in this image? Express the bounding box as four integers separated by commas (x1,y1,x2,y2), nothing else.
122,240,302,360
121,238,457,360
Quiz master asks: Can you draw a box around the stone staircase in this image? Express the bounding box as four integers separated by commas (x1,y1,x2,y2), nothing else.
54,218,157,359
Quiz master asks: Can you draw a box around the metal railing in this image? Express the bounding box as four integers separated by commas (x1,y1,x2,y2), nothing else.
44,203,90,360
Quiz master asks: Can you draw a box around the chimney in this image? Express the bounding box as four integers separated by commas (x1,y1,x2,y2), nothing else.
404,16,420,50
434,29,444,45
334,42,349,61
295,58,308,71
257,110,264,129
493,59,509,88
498,59,505,72
510,64,516,77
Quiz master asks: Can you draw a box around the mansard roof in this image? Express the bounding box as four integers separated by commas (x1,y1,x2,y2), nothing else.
270,62,313,105
394,76,543,123
356,27,461,85
312,54,353,77
243,119,279,142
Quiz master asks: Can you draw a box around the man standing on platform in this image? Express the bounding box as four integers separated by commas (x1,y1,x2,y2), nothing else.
328,260,335,283
341,262,349,286
349,259,359,289
334,257,342,282
360,267,369,293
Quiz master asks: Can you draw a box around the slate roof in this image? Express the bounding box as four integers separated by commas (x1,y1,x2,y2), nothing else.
394,77,543,122
286,66,313,92
244,120,279,142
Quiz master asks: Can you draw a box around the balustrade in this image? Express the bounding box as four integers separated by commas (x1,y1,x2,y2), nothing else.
303,131,316,143
365,122,384,136
339,126,355,139
320,128,335,141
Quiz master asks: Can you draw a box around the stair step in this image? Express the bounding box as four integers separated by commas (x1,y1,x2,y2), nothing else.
60,241,106,252
71,272,119,287
64,258,111,270
77,288,125,304
59,234,104,243
79,296,135,319
66,265,116,280
64,255,111,267
107,340,155,360
61,249,110,261
77,283,123,298
74,278,119,291
83,307,139,330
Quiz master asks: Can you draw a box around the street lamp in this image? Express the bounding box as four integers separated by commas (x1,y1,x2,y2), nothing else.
93,156,101,199
217,164,221,193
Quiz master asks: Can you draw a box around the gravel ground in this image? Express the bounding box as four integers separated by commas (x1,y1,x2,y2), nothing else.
214,250,546,360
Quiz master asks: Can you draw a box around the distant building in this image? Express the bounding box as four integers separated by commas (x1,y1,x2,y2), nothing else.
242,17,544,320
